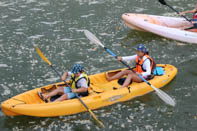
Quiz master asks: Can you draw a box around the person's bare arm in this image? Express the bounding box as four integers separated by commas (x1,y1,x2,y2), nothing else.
179,9,196,16
61,72,68,81
72,87,88,93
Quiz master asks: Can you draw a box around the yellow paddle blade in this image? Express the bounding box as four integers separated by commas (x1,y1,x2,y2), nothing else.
35,46,52,66
88,109,105,128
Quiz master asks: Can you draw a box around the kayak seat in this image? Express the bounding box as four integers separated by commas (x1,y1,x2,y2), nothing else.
117,77,133,85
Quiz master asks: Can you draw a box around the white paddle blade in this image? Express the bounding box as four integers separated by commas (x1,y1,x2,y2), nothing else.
154,87,176,106
84,30,104,48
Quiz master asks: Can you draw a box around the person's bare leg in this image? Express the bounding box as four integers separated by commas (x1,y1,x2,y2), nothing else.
53,94,68,102
132,74,143,83
42,87,64,100
120,73,143,88
106,70,133,81
120,74,132,88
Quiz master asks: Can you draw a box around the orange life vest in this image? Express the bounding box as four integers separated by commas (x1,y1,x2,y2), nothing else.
136,55,155,74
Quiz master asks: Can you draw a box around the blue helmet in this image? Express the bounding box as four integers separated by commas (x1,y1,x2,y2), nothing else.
135,44,147,53
72,64,83,74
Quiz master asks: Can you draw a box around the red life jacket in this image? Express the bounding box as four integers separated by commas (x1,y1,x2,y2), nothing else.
136,55,155,74
193,11,197,19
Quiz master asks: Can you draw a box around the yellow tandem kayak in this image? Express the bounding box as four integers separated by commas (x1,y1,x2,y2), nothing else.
1,64,177,117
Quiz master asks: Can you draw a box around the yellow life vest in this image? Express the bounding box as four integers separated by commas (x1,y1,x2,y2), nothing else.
70,72,90,89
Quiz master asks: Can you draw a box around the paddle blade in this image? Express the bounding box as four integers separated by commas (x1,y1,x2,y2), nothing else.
35,46,52,66
158,0,167,5
88,109,105,128
154,87,176,106
84,30,104,48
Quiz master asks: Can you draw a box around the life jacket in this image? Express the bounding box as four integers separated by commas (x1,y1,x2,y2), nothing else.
192,11,197,20
70,72,90,89
136,54,156,74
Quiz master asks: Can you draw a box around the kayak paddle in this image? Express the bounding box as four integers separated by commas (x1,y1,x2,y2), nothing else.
84,30,176,107
158,0,192,23
35,45,104,128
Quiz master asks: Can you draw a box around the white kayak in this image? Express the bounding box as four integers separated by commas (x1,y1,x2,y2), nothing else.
122,13,197,44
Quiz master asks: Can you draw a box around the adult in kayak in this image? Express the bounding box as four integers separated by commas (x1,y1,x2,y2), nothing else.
38,64,90,102
106,44,155,88
179,4,197,30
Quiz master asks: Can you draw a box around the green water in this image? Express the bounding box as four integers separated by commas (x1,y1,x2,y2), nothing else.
0,0,197,130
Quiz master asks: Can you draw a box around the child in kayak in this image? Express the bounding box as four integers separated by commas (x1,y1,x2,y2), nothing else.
38,64,90,102
106,44,155,88
179,4,197,30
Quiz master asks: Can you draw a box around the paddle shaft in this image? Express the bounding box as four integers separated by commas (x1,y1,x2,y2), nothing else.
51,65,104,127
35,46,104,127
84,30,175,106
103,47,172,96
104,47,152,86
50,65,90,109
159,0,192,23
167,4,192,22
104,46,173,102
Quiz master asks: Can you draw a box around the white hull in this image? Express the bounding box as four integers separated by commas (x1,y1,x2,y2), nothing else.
122,13,197,44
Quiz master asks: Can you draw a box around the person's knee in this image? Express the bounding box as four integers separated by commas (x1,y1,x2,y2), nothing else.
127,74,133,79
122,70,132,75
61,94,68,100
120,70,126,75
124,70,134,76
128,73,132,77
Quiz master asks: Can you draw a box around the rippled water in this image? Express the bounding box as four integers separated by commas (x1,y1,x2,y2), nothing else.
0,0,197,130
